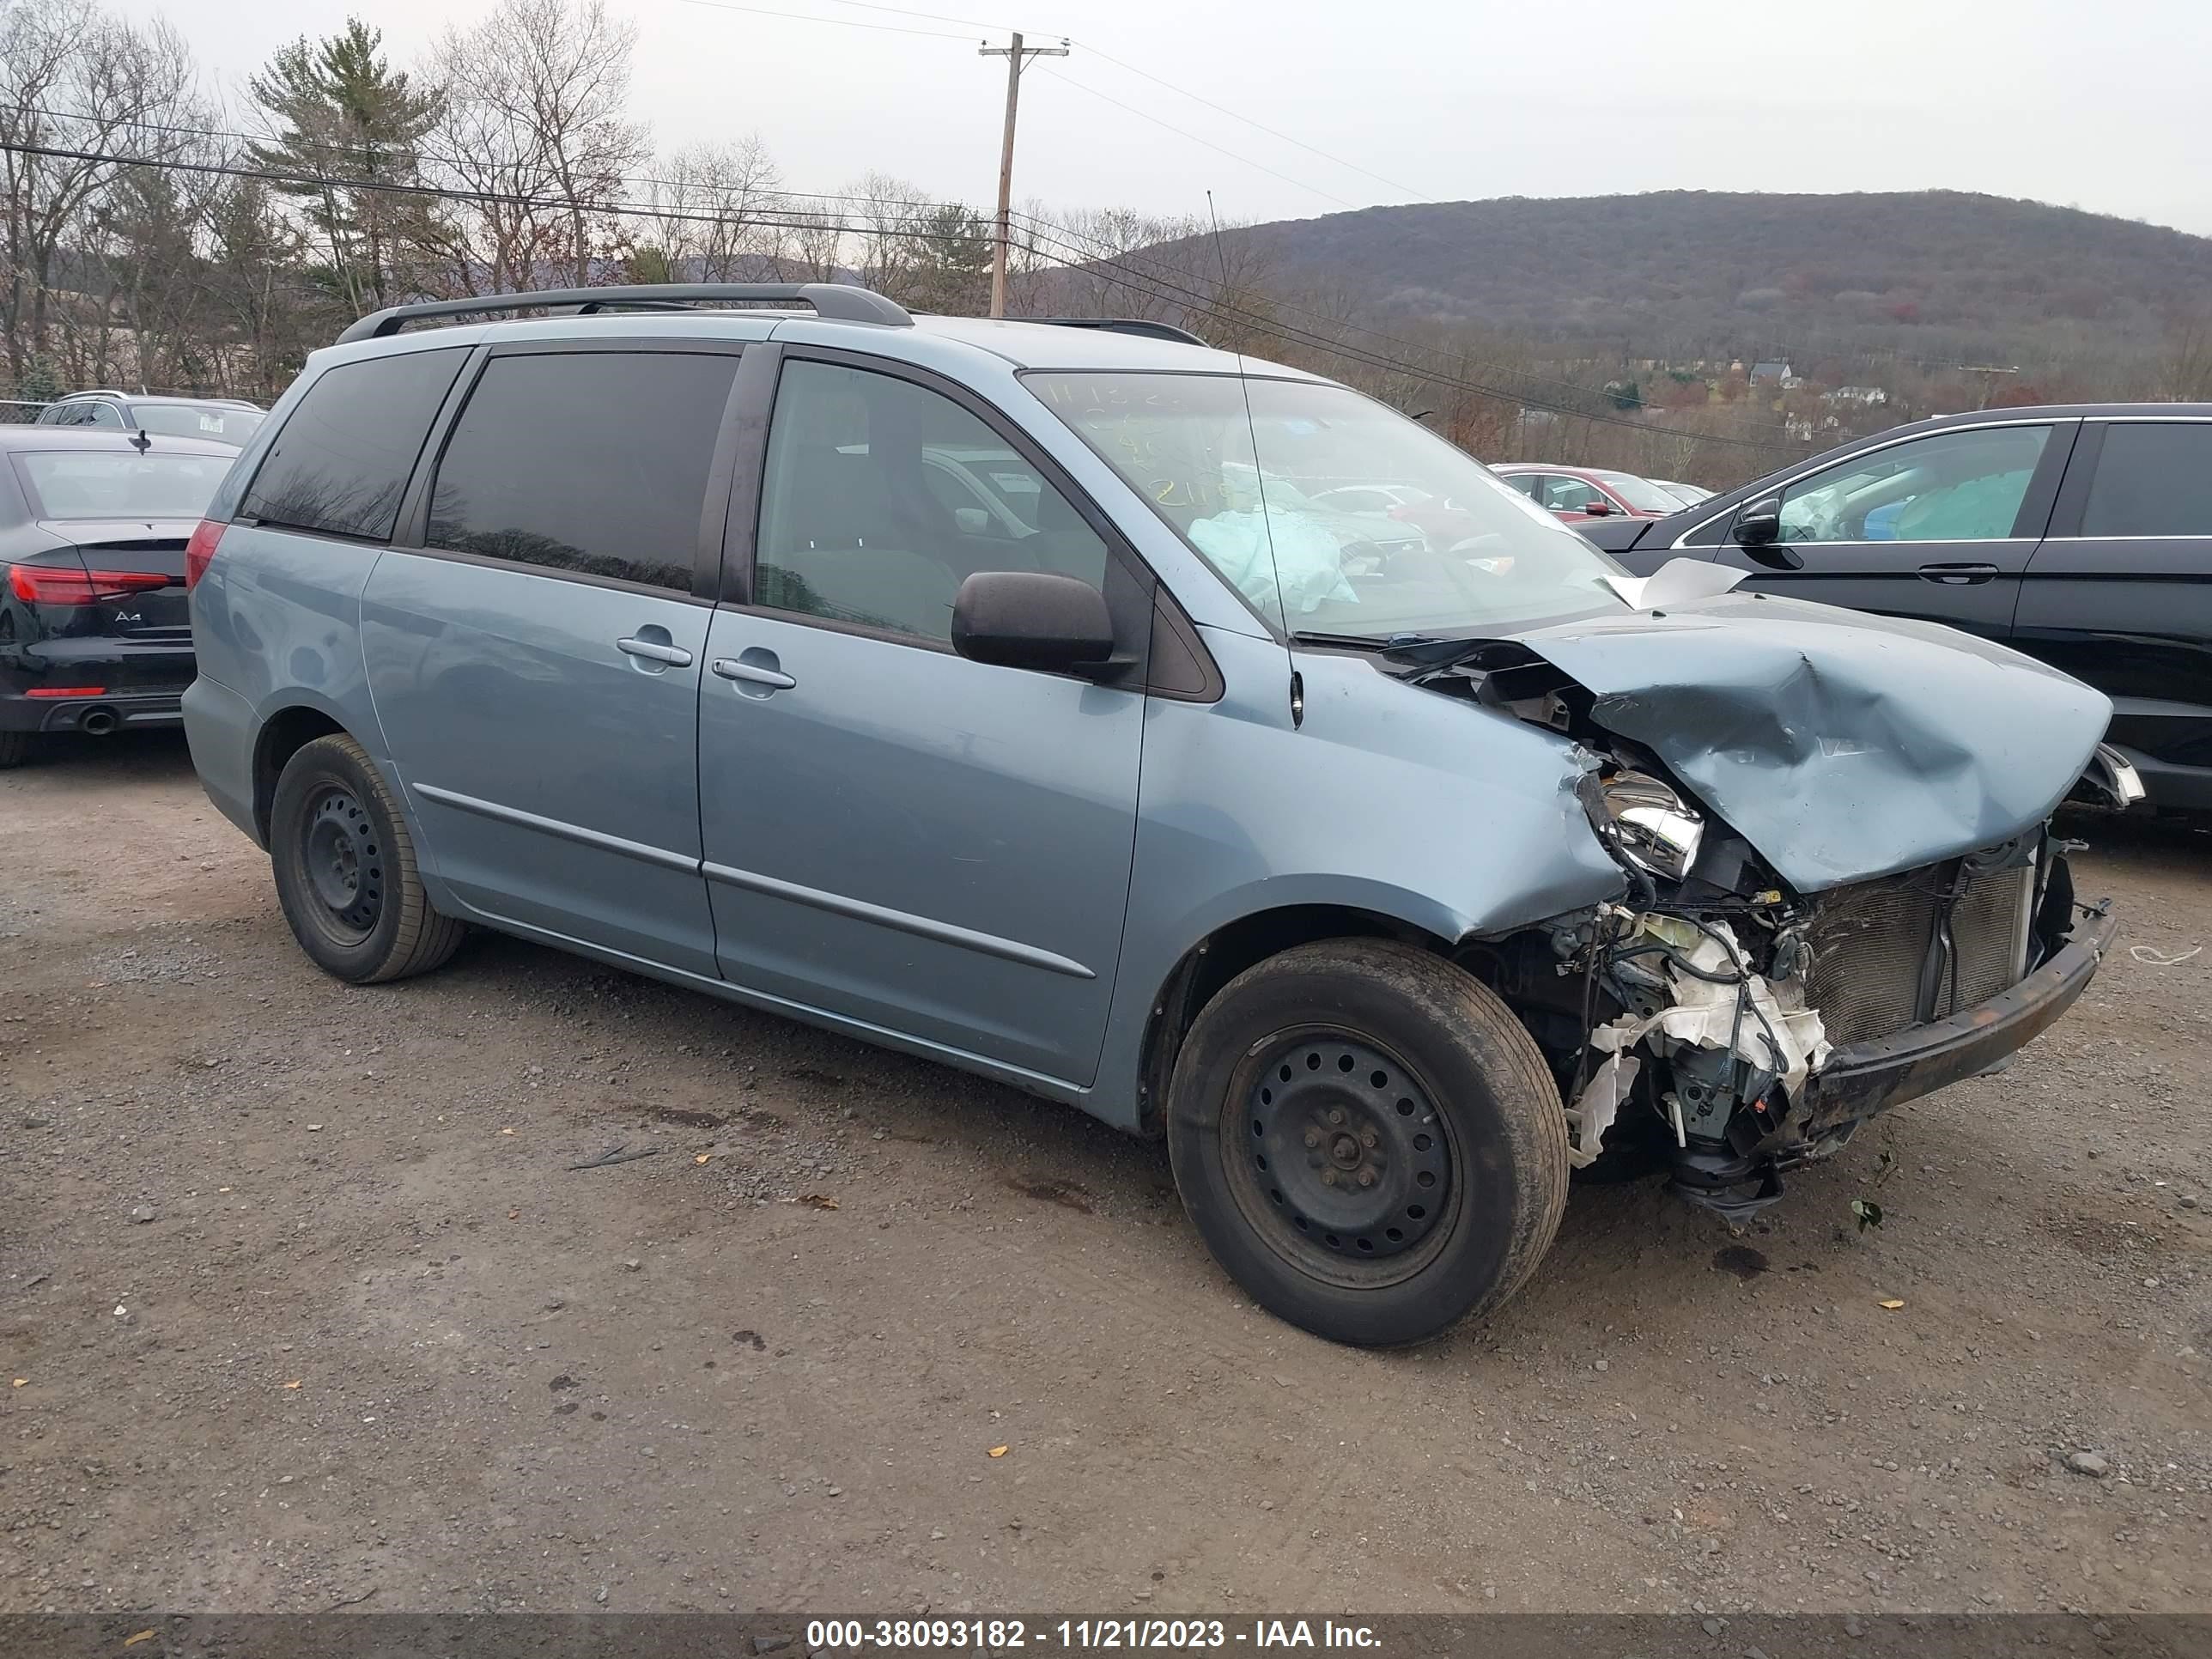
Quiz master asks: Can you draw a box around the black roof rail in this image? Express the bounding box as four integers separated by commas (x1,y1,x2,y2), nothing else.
336,283,913,344
1030,317,1208,346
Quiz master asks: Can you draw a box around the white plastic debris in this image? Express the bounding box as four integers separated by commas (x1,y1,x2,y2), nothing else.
1589,914,1831,1103
1565,1054,1640,1168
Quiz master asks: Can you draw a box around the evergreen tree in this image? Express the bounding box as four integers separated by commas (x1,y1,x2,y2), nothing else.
906,204,992,315
248,18,438,315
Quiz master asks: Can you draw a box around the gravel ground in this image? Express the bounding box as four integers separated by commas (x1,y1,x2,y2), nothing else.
2,734,2207,1617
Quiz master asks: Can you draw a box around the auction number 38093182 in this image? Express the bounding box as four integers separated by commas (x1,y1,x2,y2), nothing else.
805,1619,1383,1650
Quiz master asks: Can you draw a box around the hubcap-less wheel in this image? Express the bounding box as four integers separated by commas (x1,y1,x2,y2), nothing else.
301,786,383,939
1228,1029,1456,1287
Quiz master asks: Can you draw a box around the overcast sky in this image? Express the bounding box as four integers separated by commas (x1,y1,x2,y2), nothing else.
141,0,2212,235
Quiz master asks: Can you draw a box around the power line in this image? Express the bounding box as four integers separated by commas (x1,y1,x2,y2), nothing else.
0,139,1793,453
1006,209,1802,448
0,99,981,216
1004,221,1793,452
1071,42,1427,202
752,0,1438,200
667,0,975,40
1032,67,1361,212
0,138,994,245
805,0,1027,28
1006,205,1791,416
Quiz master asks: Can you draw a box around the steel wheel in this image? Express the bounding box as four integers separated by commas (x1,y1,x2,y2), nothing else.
300,785,385,941
269,732,466,983
1226,1029,1458,1287
1166,939,1570,1346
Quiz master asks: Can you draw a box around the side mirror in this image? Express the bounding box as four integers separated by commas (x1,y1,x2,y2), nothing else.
951,570,1116,673
1730,497,1802,568
1733,497,1783,546
1581,497,1613,517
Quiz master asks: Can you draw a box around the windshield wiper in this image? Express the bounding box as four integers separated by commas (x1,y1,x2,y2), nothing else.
1290,629,1442,651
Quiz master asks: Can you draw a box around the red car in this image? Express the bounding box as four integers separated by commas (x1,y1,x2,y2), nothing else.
1491,463,1683,523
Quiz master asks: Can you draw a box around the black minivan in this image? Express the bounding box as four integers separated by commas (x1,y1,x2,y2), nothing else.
1583,405,2212,813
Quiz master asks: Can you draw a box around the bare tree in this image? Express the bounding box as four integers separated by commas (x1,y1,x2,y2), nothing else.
2160,308,2212,403
637,135,780,281
421,0,647,293
0,0,202,386
195,173,321,396
839,172,927,296
776,197,847,284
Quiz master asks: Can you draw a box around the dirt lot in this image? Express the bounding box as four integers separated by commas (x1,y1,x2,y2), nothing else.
2,734,2208,1618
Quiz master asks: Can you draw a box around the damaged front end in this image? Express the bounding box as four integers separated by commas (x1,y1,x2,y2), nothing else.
1406,587,2120,1218
1534,827,2110,1218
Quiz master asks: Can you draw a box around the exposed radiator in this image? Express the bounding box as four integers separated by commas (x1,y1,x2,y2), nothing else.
1803,859,2034,1048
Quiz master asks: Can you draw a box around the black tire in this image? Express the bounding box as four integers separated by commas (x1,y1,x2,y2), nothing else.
1165,939,1569,1347
0,730,37,769
269,732,465,983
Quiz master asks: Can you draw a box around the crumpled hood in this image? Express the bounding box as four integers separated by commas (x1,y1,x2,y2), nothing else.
1509,591,2112,892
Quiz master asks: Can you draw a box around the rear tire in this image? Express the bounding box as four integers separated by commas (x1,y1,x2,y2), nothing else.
270,732,465,983
1165,939,1568,1347
0,730,37,769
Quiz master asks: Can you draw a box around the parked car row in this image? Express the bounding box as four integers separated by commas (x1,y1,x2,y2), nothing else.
1492,462,1692,522
156,282,2118,1349
0,392,264,764
1577,405,2212,815
33,391,264,447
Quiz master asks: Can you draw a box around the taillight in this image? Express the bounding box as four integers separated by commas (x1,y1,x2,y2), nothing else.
5,564,173,605
184,519,227,590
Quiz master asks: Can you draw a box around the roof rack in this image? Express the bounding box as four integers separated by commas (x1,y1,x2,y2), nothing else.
1031,318,1208,346
337,283,913,344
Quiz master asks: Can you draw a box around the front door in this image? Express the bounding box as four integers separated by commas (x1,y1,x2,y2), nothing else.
1709,420,2075,639
696,353,1146,1086
362,345,744,975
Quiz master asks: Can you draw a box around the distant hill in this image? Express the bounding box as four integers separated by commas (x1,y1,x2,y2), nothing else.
1167,191,2212,371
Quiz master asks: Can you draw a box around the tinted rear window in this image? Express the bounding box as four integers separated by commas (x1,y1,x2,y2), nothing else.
2081,423,2212,538
15,451,233,520
133,404,263,444
243,349,467,541
426,350,739,592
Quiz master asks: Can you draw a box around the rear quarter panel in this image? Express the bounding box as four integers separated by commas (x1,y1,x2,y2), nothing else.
187,524,392,839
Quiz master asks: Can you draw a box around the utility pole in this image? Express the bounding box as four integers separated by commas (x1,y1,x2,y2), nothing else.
1958,364,2021,410
978,33,1067,319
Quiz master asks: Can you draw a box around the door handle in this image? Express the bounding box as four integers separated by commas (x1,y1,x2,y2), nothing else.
1917,562,2000,586
617,635,694,666
712,656,797,691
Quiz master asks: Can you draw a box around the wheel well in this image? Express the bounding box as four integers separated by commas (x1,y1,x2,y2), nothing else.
252,706,346,842
1136,904,1450,1133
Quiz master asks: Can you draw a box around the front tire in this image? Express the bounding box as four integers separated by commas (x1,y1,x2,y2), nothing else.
270,733,465,983
1165,939,1568,1347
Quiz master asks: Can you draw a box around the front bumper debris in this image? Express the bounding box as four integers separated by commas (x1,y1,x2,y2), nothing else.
1796,906,2117,1134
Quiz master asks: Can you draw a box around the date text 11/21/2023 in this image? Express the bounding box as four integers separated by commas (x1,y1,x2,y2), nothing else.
805,1619,1383,1650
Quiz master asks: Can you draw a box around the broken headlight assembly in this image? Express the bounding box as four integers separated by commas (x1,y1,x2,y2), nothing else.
1583,769,1705,882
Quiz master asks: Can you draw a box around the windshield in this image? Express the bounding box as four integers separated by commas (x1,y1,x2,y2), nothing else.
131,404,262,444
15,450,232,520
1591,471,1686,514
1025,372,1627,639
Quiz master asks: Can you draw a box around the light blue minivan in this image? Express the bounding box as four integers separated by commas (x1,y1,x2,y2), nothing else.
182,284,2119,1346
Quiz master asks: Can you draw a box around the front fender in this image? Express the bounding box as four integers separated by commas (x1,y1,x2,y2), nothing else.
1089,634,1625,1126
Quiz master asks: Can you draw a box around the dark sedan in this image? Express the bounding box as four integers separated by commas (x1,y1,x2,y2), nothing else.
0,428,235,767
1580,404,2212,813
